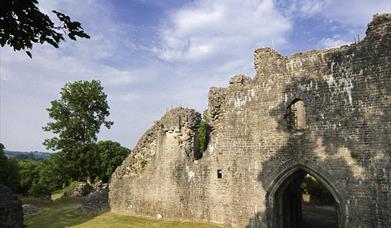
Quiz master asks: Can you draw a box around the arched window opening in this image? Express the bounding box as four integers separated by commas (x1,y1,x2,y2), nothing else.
286,99,306,131
270,169,339,228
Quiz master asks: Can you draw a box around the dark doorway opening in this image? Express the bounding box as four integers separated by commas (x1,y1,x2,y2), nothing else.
270,168,339,228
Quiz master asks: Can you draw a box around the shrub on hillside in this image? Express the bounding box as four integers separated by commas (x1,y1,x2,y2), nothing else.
18,160,41,194
38,153,70,192
28,183,51,197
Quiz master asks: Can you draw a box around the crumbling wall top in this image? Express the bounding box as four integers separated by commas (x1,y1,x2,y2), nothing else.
229,74,252,86
366,13,391,35
254,47,287,76
132,107,200,151
253,13,391,79
112,107,200,179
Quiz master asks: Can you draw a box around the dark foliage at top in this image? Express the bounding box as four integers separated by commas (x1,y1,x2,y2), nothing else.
0,0,90,57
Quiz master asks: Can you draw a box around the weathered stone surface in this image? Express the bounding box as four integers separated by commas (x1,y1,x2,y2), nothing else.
0,184,25,228
110,14,391,227
229,74,252,85
111,107,201,180
78,183,109,212
63,182,92,198
22,204,40,216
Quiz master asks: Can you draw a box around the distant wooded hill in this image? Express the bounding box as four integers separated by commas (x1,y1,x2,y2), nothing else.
4,150,51,160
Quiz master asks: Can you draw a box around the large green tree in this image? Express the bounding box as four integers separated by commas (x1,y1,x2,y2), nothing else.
43,80,113,182
0,0,90,57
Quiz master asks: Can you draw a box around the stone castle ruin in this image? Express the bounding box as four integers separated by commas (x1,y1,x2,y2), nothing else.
109,14,391,227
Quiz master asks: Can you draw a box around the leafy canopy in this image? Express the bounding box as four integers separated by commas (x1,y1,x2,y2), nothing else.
37,153,68,192
43,80,113,150
93,140,130,182
17,160,41,193
0,0,90,57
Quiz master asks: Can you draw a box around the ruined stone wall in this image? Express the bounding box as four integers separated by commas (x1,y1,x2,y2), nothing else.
110,14,391,227
0,184,25,228
109,107,208,219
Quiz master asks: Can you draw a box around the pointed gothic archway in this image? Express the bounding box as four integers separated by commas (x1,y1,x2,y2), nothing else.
265,164,346,228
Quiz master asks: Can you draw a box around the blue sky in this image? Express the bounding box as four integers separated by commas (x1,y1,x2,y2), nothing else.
1,0,390,152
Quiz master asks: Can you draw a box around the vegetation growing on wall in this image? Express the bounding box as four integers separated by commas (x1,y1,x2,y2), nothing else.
140,160,147,168
198,110,210,153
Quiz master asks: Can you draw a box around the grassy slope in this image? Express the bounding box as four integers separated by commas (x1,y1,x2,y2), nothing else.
51,189,65,201
24,199,220,228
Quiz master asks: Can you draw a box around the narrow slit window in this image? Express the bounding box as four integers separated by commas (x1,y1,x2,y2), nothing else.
217,169,222,179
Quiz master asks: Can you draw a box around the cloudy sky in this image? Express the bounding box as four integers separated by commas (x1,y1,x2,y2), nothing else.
1,0,390,152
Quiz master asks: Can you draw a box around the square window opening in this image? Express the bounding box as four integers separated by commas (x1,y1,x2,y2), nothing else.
217,169,222,179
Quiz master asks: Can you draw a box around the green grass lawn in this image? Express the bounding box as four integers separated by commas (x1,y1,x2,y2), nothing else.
73,213,221,228
25,199,98,228
24,198,221,228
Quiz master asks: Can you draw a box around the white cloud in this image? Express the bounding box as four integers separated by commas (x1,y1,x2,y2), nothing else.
277,0,328,16
278,0,391,26
277,0,390,52
322,0,391,26
157,0,291,62
299,0,327,15
319,36,350,48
